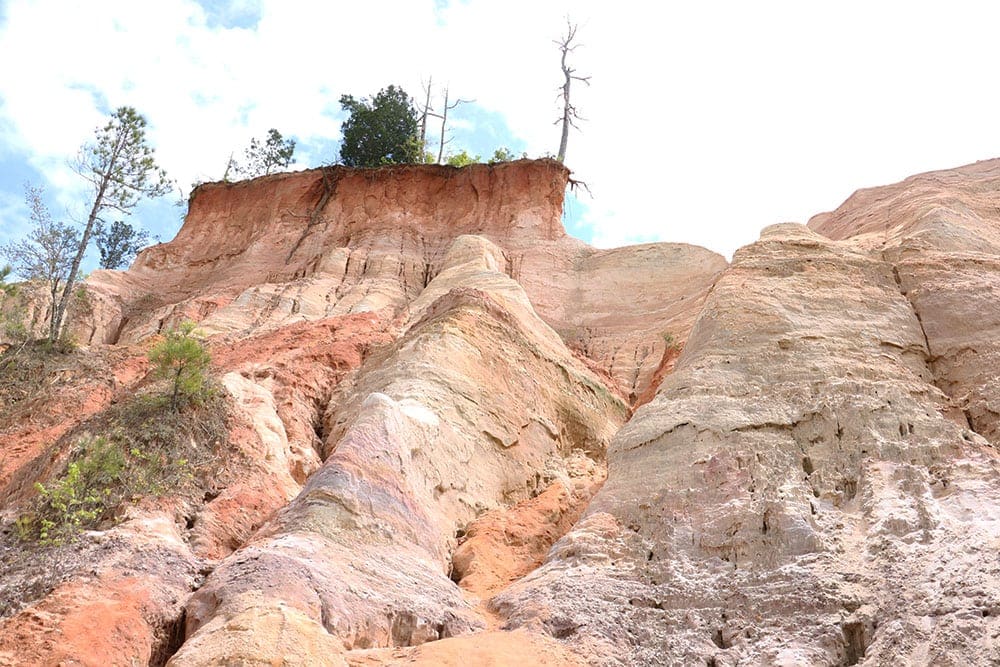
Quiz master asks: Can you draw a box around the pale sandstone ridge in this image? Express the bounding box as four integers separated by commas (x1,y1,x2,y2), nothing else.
494,164,1000,665
810,158,1000,445
499,225,1000,664
169,236,626,664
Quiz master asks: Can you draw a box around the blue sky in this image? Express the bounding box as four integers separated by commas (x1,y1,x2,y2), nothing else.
0,0,598,275
4,1,1000,276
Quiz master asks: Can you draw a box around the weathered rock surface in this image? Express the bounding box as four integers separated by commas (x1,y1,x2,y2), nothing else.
168,235,626,664
495,176,1000,664
3,158,1000,666
2,161,724,402
810,159,1000,445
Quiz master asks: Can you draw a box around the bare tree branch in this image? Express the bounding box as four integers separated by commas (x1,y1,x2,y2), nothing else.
436,87,475,164
555,16,590,163
417,76,435,156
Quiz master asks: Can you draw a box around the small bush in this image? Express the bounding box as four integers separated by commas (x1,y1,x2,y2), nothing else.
148,320,212,411
24,436,125,543
488,147,523,164
445,150,481,167
18,389,228,543
10,322,226,544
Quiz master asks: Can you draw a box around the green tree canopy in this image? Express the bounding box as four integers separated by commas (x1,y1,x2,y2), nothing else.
338,85,421,167
51,107,172,341
95,220,152,270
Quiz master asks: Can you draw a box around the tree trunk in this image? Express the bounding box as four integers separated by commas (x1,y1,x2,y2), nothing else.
419,77,432,156
51,177,107,342
172,366,182,411
47,280,61,341
557,76,571,162
554,20,588,164
437,88,450,164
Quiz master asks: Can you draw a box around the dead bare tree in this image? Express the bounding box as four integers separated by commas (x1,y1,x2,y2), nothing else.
417,76,435,157
555,18,591,163
436,87,474,164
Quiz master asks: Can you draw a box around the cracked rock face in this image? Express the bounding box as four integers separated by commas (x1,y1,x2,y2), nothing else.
171,254,626,663
3,159,1000,665
495,168,1000,665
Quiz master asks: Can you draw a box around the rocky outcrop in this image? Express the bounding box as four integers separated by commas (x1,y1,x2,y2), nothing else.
4,158,1000,665
809,159,1000,445
493,164,1000,665
2,161,723,403
168,235,625,664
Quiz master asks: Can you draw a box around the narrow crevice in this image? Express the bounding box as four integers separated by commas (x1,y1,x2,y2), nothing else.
312,413,328,461
887,261,933,361
421,261,435,287
110,315,130,345
884,252,994,444
841,620,871,665
148,608,187,667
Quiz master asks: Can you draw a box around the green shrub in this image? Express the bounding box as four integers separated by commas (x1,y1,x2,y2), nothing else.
148,320,212,410
19,389,227,543
445,150,481,167
12,322,226,544
488,147,522,164
26,435,125,543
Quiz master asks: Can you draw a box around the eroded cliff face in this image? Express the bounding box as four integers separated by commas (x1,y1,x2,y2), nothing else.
11,160,721,405
2,159,999,666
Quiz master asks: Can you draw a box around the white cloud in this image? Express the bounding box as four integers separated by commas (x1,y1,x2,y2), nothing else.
2,1,1000,259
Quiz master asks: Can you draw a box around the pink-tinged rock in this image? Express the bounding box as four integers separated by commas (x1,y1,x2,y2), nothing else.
495,223,1000,665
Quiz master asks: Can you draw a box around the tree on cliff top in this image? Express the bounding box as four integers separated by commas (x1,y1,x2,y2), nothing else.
227,128,296,179
338,85,421,167
555,18,590,163
51,107,172,342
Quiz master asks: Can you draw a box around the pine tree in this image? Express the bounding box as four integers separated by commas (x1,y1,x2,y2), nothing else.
51,107,172,341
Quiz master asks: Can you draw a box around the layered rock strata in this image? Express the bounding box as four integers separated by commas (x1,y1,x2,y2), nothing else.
3,158,1000,666
495,164,1000,665
4,161,724,403
168,236,625,664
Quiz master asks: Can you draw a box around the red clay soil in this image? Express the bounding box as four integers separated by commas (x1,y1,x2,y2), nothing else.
630,341,683,412
450,480,601,600
0,347,150,506
0,575,166,667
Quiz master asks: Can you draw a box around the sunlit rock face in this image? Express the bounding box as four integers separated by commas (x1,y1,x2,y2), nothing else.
3,159,1000,666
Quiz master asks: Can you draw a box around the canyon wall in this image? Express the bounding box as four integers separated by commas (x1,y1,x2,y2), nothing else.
2,159,999,665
